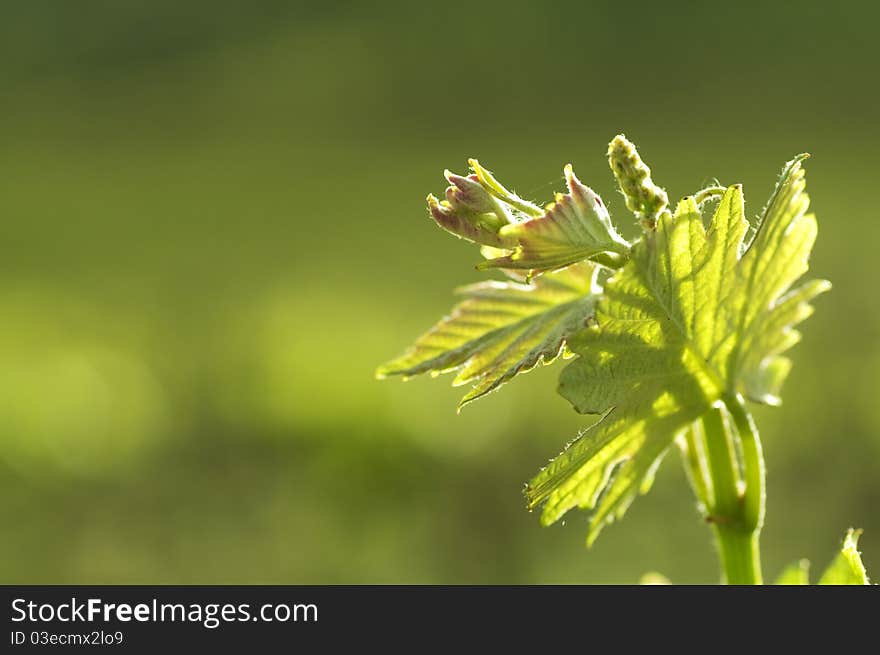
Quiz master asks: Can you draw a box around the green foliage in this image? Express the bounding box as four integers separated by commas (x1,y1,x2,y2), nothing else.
477,165,630,272
377,263,601,408
426,163,535,250
526,159,828,541
774,530,870,585
818,529,870,585
427,160,629,274
379,134,857,583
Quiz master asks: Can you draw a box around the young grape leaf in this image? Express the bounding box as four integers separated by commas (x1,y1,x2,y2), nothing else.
427,167,532,249
427,161,629,274
818,529,870,585
526,156,830,543
478,165,630,272
376,263,601,408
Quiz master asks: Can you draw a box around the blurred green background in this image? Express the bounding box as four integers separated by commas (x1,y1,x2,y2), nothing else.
1,1,877,584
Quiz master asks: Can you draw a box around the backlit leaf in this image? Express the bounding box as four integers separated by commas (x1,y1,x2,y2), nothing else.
427,161,629,274
377,263,601,408
526,156,829,543
818,529,870,585
479,165,630,272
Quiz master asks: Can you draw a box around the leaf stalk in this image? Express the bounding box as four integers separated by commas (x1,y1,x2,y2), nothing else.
685,400,765,584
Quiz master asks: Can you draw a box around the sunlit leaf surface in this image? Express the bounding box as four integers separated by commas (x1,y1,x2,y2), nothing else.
377,263,601,408
526,157,829,543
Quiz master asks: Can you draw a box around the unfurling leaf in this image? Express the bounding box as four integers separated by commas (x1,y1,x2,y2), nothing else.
818,529,870,585
526,156,829,543
428,161,628,274
479,165,630,272
427,164,538,249
376,263,600,408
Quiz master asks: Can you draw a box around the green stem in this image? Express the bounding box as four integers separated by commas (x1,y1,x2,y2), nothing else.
714,527,760,585
691,401,765,585
592,250,628,269
680,427,710,513
725,395,765,534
